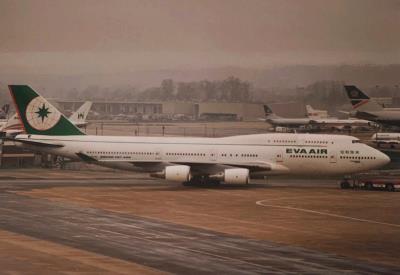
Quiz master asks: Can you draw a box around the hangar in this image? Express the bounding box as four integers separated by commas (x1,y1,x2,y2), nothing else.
57,100,266,121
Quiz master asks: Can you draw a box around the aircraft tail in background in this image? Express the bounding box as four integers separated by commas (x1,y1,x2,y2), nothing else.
344,85,383,112
263,105,279,119
1,104,10,115
306,105,329,119
69,101,92,127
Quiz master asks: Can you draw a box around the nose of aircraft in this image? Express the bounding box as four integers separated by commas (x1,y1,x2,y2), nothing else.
376,150,391,167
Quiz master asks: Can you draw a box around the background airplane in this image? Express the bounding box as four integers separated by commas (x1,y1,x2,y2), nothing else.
264,104,374,132
345,85,400,127
306,104,375,131
0,104,10,119
263,105,312,131
7,85,390,185
68,101,93,127
306,105,329,119
0,104,11,129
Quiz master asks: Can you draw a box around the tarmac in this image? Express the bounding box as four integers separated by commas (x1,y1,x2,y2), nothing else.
0,170,399,274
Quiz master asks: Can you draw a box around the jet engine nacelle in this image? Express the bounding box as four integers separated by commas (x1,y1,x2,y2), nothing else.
223,168,250,184
164,165,192,182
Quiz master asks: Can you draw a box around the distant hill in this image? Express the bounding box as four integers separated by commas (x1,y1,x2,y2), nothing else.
1,64,400,92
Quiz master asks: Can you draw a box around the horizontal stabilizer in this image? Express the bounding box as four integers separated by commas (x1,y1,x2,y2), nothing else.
76,152,97,162
9,138,64,148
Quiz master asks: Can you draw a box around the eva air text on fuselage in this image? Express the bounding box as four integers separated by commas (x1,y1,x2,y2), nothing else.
286,148,328,154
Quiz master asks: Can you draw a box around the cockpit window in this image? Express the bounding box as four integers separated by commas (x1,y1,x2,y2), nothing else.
352,140,361,143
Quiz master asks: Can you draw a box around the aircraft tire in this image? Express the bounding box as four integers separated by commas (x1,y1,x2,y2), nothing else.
385,183,395,192
365,182,373,190
182,181,193,186
340,181,350,189
209,180,221,186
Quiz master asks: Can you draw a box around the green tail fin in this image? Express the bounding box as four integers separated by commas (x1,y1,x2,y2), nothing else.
8,85,85,136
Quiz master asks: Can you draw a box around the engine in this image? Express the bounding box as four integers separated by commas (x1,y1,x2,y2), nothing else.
224,168,250,184
152,165,192,182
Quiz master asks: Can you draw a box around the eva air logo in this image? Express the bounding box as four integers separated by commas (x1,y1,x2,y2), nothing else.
25,96,61,130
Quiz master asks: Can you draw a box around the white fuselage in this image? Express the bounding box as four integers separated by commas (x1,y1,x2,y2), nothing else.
372,132,400,140
14,133,390,179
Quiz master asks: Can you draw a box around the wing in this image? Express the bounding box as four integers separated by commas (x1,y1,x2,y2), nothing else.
175,161,289,176
75,151,289,176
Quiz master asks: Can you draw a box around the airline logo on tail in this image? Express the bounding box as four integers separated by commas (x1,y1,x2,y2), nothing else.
263,105,277,118
25,96,61,130
263,105,272,115
344,85,370,109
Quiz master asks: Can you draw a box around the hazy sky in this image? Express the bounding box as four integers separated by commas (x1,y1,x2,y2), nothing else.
1,0,399,74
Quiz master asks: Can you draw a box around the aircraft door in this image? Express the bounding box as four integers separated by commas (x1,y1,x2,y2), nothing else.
329,153,337,163
209,149,218,161
276,150,284,163
155,148,162,160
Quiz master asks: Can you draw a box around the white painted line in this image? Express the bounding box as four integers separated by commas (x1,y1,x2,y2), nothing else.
256,199,400,229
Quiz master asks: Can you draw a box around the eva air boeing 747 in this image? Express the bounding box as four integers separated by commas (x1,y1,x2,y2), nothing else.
8,85,390,185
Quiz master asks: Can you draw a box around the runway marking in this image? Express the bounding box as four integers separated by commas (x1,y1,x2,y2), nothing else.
171,210,327,236
256,199,400,229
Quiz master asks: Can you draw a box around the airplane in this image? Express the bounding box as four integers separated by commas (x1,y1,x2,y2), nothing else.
306,105,329,119
344,85,400,127
0,104,10,119
265,105,375,132
372,132,400,141
263,105,312,130
0,104,11,128
68,101,92,127
306,104,376,128
0,101,92,137
0,113,22,136
308,116,376,132
370,132,400,146
6,85,390,185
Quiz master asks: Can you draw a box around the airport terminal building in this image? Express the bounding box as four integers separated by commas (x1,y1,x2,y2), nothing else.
57,100,266,121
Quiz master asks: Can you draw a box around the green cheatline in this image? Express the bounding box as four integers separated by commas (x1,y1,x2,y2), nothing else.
35,103,52,122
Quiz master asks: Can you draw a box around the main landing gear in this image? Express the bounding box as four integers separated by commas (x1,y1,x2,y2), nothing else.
182,176,221,187
340,180,351,189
